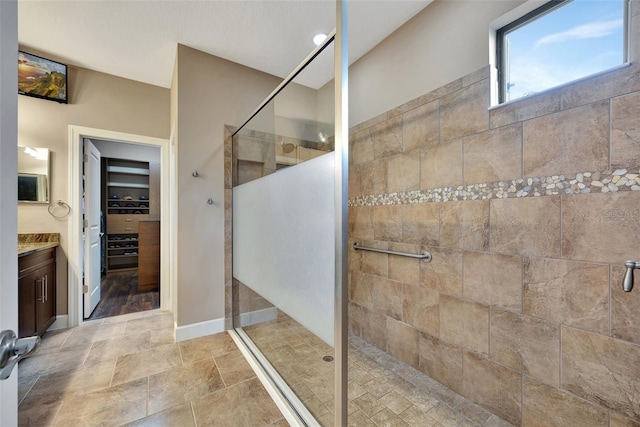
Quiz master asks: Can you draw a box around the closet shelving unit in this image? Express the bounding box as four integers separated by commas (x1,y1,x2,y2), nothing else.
105,159,150,272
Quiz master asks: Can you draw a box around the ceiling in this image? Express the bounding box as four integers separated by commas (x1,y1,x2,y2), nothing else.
18,0,432,90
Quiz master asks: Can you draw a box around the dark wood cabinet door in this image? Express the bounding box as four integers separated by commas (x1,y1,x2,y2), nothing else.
18,271,38,338
36,263,56,336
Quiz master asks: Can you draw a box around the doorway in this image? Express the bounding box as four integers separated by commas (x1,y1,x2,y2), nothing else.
84,139,162,320
68,126,172,328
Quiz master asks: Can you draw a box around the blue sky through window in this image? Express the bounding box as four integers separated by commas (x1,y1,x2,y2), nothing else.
505,0,625,101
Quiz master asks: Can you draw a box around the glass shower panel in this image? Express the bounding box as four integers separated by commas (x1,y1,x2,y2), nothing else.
233,41,337,425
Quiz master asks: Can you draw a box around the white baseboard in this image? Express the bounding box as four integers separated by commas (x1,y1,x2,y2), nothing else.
174,317,225,342
47,315,69,331
239,307,278,327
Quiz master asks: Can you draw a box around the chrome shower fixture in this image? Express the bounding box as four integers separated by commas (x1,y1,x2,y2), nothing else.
623,260,640,292
280,138,296,154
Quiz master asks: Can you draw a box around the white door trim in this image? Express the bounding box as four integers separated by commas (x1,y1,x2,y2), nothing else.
68,125,172,327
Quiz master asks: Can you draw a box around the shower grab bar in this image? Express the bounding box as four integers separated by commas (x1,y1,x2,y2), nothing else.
353,243,432,262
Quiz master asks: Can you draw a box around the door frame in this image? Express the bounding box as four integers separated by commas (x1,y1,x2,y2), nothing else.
68,126,172,327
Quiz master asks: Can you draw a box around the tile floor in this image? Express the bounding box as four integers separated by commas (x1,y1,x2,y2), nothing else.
18,310,286,426
244,311,515,427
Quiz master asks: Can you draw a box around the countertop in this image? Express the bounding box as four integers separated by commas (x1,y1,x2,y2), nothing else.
18,233,59,258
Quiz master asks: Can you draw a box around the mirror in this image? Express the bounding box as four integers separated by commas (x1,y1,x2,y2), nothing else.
18,146,50,203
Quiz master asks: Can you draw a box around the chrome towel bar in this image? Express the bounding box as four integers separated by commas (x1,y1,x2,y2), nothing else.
353,243,432,262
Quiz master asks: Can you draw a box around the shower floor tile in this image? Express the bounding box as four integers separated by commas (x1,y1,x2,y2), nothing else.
243,311,516,427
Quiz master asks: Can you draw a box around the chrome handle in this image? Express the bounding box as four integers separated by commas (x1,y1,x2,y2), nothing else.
125,227,132,231
624,260,640,292
44,275,48,302
0,330,40,380
125,218,133,222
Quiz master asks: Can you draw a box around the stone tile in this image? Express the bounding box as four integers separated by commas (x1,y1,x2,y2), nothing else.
20,359,116,407
421,79,463,105
351,272,374,310
349,206,374,240
36,329,72,354
179,331,237,365
125,402,195,427
360,158,388,196
456,399,493,425
387,318,420,367
371,407,410,426
421,139,463,189
148,358,225,414
361,241,389,277
387,150,420,193
402,203,440,246
462,352,522,426
419,333,463,394
373,276,403,321
463,251,522,312
351,128,374,165
361,306,388,350
522,377,608,427
439,295,489,355
483,414,516,427
351,111,389,137
18,342,91,378
399,405,438,426
19,399,63,427
420,248,463,297
491,196,561,258
562,326,640,419
54,378,148,427
427,402,467,426
373,115,403,159
125,312,174,335
192,377,282,426
562,191,640,264
490,309,560,386
611,412,640,427
388,243,421,286
18,374,37,406
523,101,609,176
352,392,386,418
402,101,439,152
440,79,490,142
85,330,151,365
390,97,423,119
214,350,256,387
490,90,561,128
611,90,640,169
402,101,440,152
561,64,640,111
62,322,127,348
379,391,412,415
112,344,183,385
440,200,489,251
349,163,363,197
524,257,609,335
374,205,403,242
612,265,640,345
403,284,439,336
463,123,522,183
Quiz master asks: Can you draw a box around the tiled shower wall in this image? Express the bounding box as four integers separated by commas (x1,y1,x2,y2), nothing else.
348,6,640,425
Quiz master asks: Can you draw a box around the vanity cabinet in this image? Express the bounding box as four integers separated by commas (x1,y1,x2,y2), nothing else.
19,247,56,338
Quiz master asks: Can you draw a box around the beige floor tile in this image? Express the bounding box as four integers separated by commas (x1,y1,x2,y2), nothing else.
399,405,438,426
18,399,63,427
125,402,195,427
148,358,225,415
178,332,237,364
214,349,256,386
150,328,176,347
379,391,412,415
112,343,182,385
18,343,91,378
53,378,147,427
124,312,174,335
371,407,410,426
18,374,38,406
20,359,116,407
192,377,282,426
62,322,127,348
36,329,72,354
352,392,386,418
84,331,151,365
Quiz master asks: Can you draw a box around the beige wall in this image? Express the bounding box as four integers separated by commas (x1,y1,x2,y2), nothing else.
348,1,640,424
329,0,519,125
18,47,169,315
174,45,280,327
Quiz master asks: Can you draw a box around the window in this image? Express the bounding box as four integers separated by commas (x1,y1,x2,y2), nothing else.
497,0,628,104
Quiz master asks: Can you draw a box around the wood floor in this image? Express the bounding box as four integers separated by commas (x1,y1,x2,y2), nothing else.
87,271,159,320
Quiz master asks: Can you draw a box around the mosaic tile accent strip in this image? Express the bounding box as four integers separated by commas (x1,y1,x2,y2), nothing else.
349,168,640,207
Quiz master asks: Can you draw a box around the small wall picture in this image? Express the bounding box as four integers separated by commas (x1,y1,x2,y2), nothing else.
18,51,68,104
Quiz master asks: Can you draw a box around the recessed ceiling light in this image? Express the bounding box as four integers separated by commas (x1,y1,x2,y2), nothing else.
313,33,327,46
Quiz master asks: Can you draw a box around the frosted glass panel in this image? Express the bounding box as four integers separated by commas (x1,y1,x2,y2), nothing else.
233,152,335,345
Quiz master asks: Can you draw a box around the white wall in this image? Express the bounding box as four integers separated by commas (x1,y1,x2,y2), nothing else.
233,153,335,346
91,139,160,163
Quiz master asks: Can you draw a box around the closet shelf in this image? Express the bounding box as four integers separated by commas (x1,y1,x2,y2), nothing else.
106,166,150,175
107,182,150,189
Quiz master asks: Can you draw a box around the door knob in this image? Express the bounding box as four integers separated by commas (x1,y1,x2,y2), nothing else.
0,330,40,380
